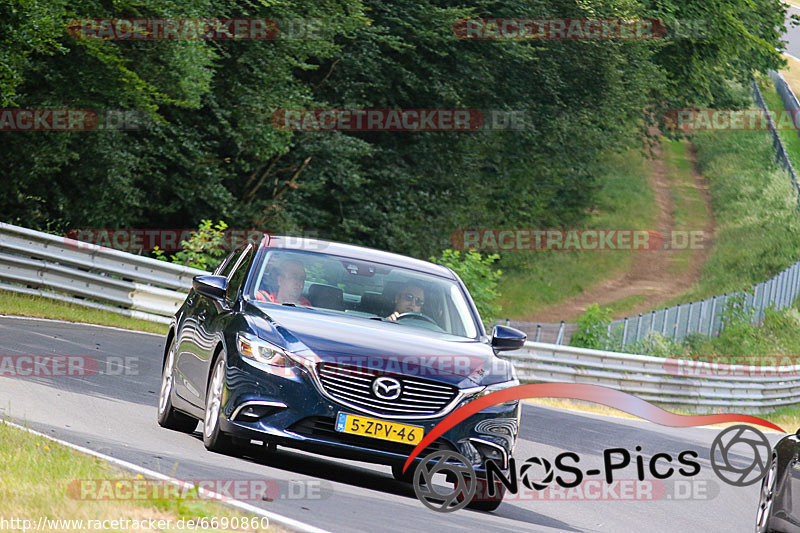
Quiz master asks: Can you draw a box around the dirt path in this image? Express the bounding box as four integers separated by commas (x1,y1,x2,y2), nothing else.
524,140,715,323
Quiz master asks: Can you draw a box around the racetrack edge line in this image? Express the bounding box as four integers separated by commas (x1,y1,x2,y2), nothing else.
0,314,164,337
0,418,331,533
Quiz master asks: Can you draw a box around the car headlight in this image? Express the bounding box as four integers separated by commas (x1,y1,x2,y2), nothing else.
476,378,520,405
237,332,305,368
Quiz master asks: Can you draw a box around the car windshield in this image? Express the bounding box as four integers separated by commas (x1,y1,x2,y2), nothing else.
248,248,479,339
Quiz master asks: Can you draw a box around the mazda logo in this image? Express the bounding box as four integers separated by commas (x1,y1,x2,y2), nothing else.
372,376,402,400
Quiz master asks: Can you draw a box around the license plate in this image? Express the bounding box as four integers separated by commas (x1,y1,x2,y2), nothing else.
335,412,424,445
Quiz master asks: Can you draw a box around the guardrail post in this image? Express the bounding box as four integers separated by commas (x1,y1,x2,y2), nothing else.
698,300,706,333
556,321,565,345
622,317,629,345
535,324,541,342
708,296,717,335
635,314,643,342
758,284,764,323
768,279,777,309
720,294,729,333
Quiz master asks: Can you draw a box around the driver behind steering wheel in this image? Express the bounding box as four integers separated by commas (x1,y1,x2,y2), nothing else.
386,282,425,321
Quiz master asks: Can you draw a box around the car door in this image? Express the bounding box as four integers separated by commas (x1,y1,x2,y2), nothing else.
174,250,240,406
193,244,254,405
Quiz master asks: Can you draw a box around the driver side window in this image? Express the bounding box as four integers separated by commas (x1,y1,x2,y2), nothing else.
214,250,240,277
226,246,253,302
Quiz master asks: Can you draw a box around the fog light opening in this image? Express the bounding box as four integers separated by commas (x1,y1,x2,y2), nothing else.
231,401,287,422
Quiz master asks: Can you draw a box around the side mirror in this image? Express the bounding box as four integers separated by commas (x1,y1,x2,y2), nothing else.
193,275,228,301
490,325,527,352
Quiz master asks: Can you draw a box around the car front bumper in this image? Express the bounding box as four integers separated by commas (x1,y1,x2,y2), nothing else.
219,353,520,474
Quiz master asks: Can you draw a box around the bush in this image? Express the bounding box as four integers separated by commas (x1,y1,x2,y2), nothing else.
153,219,229,271
431,249,502,326
627,331,685,358
571,303,614,349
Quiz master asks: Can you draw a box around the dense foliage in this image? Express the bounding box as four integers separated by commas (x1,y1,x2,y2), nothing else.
0,0,788,260
570,303,614,349
431,249,502,325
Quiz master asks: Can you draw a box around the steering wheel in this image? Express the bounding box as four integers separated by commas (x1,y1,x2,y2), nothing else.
395,312,439,326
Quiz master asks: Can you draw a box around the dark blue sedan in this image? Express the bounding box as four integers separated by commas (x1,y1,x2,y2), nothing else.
157,235,525,510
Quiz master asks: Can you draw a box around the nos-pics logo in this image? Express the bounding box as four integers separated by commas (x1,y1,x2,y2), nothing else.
411,425,771,512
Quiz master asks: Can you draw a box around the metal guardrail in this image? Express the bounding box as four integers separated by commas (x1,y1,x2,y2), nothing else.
608,261,800,346
505,341,800,414
759,74,800,202
2,221,798,413
0,222,208,324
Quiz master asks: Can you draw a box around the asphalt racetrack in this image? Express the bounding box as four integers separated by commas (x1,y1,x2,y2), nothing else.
0,316,783,532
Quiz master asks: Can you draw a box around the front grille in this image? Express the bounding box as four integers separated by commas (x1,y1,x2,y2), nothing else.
289,416,456,456
316,362,460,417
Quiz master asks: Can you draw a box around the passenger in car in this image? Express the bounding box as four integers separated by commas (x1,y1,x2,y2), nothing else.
256,259,312,306
386,282,425,321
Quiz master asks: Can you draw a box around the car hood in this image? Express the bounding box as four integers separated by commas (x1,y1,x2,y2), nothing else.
247,303,505,387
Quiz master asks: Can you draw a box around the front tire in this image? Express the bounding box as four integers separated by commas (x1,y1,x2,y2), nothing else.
467,478,506,512
157,337,198,433
392,463,416,484
203,353,236,454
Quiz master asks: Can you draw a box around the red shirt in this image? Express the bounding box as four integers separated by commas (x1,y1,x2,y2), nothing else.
255,289,311,307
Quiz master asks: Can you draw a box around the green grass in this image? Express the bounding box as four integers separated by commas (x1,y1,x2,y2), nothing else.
0,290,168,335
0,421,272,532
602,294,649,316
661,100,800,305
685,305,800,358
495,147,656,318
662,138,708,275
759,81,800,169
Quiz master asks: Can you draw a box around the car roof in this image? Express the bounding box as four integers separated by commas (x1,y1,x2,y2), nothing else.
261,235,455,279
